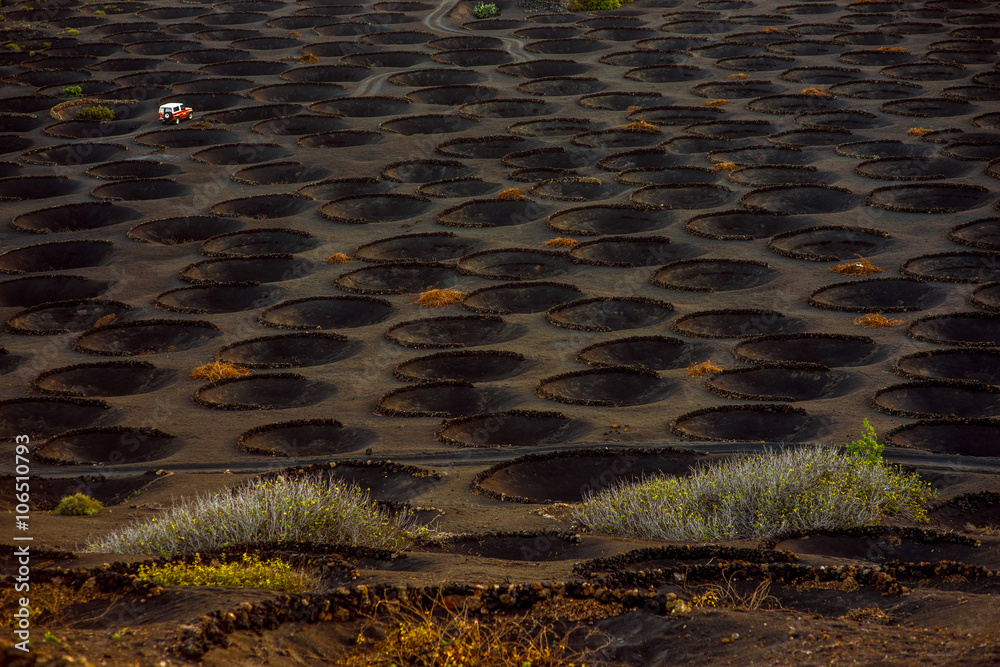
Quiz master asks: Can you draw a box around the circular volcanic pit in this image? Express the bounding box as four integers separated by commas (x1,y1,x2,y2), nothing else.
312,96,411,118
46,120,145,140
5,299,133,336
576,335,702,371
386,67,484,86
335,261,457,295
895,349,1000,386
547,204,670,236
616,166,719,186
0,241,114,275
768,225,892,261
887,420,1000,457
91,178,188,201
881,97,973,117
376,380,504,418
251,115,346,136
867,183,993,214
379,114,479,136
191,142,291,166
216,332,354,369
855,156,972,181
462,281,583,315
36,426,179,465
193,372,332,410
210,194,312,219
827,79,923,99
686,210,808,241
385,315,522,349
457,248,574,281
298,177,394,201
249,83,346,103
907,312,1000,347
231,161,331,186
741,185,858,215
73,319,219,356
809,278,945,313
20,143,127,166
770,529,983,565
320,193,432,224
30,360,172,398
517,77,605,97
438,409,587,448
672,309,804,339
651,258,776,292
950,218,1000,250
417,178,500,198
238,419,373,457
252,460,441,503
570,236,697,267
432,48,515,67
155,284,284,315
746,93,846,115
474,447,708,503
0,397,111,441
355,232,480,263
134,128,232,148
179,255,313,285
629,183,735,210
435,135,532,159
298,130,385,150
546,297,674,332
972,282,1000,312
0,275,108,308
537,367,674,407
438,197,548,228
0,176,79,201
901,252,1000,283
727,165,830,187
0,474,162,511
706,366,850,402
201,228,318,257
836,140,935,159
672,404,819,442
259,296,394,330
460,97,555,119
380,158,476,183
85,159,180,180
128,216,243,244
873,381,1000,419
733,332,883,367
394,350,528,383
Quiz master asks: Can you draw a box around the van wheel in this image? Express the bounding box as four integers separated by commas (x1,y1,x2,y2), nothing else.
174,116,180,125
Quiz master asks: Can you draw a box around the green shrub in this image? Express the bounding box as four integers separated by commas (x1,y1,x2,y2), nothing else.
75,105,115,121
53,493,103,516
569,0,622,10
85,475,422,556
847,418,883,465
570,444,936,541
62,85,83,98
473,1,500,18
135,553,317,592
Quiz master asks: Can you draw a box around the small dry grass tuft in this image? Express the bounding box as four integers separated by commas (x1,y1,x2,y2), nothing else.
190,360,251,382
854,312,903,328
686,576,780,612
324,252,354,264
188,121,215,129
337,597,605,667
876,46,907,53
713,161,739,172
703,98,728,106
800,87,832,97
728,73,750,79
616,120,660,133
285,30,303,38
412,288,466,308
543,237,579,248
829,255,884,276
531,596,623,622
907,127,933,136
296,53,320,64
761,27,781,33
0,581,118,628
626,105,642,111
496,187,527,200
687,360,724,377
843,607,893,624
93,313,117,328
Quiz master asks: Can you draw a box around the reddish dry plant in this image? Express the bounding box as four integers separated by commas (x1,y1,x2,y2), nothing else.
907,127,933,136
324,252,354,264
615,120,660,133
497,188,527,200
829,255,884,276
412,288,466,308
761,27,781,33
543,237,579,248
853,312,903,328
713,161,739,173
727,73,750,79
296,53,320,64
800,87,832,97
703,98,728,106
93,313,117,328
190,361,251,382
626,105,643,111
876,46,907,53
687,360,724,377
